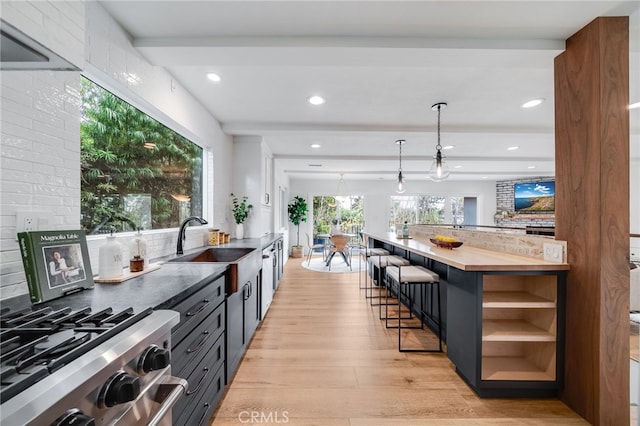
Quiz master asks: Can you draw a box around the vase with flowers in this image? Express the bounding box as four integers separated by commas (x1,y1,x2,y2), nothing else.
231,193,253,239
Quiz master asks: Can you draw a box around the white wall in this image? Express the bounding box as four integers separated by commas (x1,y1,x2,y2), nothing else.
288,177,496,251
0,2,233,300
232,135,261,238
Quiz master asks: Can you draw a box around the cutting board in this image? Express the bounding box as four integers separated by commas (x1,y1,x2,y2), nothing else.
94,263,162,283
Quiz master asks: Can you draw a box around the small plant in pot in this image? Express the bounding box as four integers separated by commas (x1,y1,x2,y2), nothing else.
231,193,253,239
288,195,308,258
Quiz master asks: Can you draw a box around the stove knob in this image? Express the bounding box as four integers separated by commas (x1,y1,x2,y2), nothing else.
52,408,95,426
99,371,140,407
139,344,171,373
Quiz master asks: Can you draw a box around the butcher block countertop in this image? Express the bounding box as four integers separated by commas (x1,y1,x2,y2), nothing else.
365,232,570,272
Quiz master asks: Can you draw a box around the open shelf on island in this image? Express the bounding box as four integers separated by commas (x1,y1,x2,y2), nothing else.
482,355,556,381
481,274,559,383
483,291,556,308
483,319,556,342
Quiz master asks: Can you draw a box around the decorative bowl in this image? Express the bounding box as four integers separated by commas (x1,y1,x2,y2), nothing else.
429,239,463,249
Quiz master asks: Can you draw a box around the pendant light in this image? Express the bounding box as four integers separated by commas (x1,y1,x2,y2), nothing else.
337,173,345,196
395,139,406,193
428,102,450,182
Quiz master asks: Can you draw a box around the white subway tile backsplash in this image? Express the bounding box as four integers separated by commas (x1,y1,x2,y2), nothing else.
1,157,34,173
2,1,228,299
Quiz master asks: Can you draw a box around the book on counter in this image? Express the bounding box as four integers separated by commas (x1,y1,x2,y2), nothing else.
17,230,94,303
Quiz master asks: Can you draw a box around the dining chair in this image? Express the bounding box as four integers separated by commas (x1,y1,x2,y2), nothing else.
326,233,351,271
305,232,327,265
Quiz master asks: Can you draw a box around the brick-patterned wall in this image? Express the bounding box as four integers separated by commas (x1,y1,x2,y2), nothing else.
495,177,555,228
0,1,85,69
410,224,566,261
0,2,226,301
0,1,85,300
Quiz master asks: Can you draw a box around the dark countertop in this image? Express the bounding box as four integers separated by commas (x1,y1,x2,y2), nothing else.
4,234,284,314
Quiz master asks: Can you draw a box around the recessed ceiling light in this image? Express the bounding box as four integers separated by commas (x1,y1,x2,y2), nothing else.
206,73,221,82
311,144,321,149
629,101,640,109
308,95,325,105
528,166,536,169
481,176,488,179
507,146,519,151
442,145,454,150
454,165,462,169
521,99,544,108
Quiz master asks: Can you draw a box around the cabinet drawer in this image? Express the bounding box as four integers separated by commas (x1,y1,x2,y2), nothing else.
173,302,225,376
172,276,225,346
174,354,225,426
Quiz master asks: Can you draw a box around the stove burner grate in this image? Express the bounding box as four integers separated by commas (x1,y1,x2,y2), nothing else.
0,305,153,404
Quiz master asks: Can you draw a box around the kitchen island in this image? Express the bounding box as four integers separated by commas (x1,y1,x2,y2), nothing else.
365,232,570,398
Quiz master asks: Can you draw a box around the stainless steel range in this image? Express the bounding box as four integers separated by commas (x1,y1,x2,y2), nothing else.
0,305,186,425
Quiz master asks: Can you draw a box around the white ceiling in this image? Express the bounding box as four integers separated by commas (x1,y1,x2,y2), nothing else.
99,0,640,182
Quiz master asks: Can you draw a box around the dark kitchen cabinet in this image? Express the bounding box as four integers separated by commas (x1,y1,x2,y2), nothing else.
226,273,260,382
225,288,244,380
169,275,227,424
244,277,259,338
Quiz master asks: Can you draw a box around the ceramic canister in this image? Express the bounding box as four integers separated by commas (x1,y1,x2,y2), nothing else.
129,230,148,267
99,234,123,278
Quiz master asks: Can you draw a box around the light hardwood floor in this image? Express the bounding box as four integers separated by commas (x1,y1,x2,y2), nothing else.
210,257,589,425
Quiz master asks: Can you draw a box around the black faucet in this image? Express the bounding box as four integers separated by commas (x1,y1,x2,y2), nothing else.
176,216,208,255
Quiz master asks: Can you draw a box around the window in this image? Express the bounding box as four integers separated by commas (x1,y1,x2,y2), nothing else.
389,195,446,231
80,77,203,234
313,195,364,236
451,196,465,225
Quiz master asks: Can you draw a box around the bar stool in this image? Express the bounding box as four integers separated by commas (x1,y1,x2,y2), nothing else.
359,235,389,290
385,265,442,352
367,254,409,308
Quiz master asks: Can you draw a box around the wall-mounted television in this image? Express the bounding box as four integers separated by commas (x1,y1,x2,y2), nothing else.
514,180,555,212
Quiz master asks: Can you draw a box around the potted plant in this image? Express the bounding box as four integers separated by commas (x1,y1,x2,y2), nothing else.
288,195,308,258
230,193,253,239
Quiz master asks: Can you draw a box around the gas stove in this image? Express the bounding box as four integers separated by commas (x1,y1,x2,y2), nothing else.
0,305,186,425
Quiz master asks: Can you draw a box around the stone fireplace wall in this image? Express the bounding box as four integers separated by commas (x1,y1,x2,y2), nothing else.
495,177,555,228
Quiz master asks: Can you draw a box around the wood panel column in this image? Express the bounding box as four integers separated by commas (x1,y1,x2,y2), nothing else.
554,17,630,425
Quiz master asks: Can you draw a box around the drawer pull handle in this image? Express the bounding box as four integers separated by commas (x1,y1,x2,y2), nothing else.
187,299,210,317
196,403,211,426
243,282,252,300
186,367,210,396
187,331,210,354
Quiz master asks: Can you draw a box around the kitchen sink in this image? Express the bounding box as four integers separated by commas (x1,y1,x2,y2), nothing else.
168,247,261,294
169,247,255,263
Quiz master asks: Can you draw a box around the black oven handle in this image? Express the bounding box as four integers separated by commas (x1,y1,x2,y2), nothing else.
146,376,188,426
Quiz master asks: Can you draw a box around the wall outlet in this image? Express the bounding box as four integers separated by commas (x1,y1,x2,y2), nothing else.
543,242,564,263
16,211,38,233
